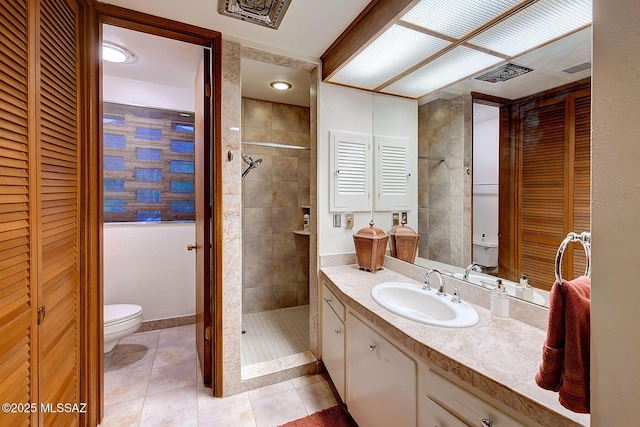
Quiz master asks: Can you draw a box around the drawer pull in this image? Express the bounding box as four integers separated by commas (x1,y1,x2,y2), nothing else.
324,297,333,305
334,329,342,335
481,418,494,427
369,344,377,352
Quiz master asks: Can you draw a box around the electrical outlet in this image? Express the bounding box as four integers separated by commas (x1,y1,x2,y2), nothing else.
401,212,408,224
333,214,341,228
392,212,400,226
345,213,354,229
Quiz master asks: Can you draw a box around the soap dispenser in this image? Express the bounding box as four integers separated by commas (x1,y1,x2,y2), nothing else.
491,279,509,319
521,274,534,302
515,274,527,299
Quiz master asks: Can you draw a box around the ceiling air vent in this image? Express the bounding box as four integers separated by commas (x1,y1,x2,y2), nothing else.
474,63,534,83
562,61,591,74
219,0,292,29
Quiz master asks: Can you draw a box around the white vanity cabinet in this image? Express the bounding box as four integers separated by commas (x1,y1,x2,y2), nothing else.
420,369,525,427
321,284,346,400
346,312,417,427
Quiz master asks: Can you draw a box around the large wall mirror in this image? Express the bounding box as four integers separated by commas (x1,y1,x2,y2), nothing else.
392,27,592,308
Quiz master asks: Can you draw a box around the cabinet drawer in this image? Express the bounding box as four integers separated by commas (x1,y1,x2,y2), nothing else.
427,370,524,427
421,396,466,427
323,283,345,321
322,299,345,400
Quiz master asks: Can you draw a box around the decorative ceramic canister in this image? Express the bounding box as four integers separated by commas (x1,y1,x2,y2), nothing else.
388,221,420,263
353,220,389,272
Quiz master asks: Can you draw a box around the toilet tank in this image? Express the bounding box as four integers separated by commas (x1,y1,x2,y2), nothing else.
473,241,498,267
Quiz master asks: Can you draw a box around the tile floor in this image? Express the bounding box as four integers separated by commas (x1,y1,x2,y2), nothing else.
241,305,309,366
101,324,337,427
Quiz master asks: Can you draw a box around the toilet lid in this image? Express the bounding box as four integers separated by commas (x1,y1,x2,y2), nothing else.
104,304,143,326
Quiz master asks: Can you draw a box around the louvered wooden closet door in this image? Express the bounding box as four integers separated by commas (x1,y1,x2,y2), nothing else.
37,0,81,425
572,91,591,278
0,0,81,425
0,1,34,426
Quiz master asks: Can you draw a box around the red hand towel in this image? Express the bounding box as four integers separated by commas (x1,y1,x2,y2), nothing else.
535,276,591,413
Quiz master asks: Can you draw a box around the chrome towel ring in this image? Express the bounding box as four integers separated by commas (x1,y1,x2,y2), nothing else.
554,231,591,284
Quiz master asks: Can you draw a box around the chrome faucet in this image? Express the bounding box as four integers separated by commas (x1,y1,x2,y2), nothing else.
417,269,433,290
463,263,483,280
426,269,446,296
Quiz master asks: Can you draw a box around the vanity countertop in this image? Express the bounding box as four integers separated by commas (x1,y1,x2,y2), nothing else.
319,264,590,427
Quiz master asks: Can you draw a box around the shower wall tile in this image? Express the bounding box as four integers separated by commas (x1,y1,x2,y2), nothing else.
273,103,299,132
272,129,297,146
429,236,451,265
296,133,310,148
428,182,450,210
271,207,300,233
272,233,298,259
244,99,272,128
273,157,298,183
273,257,299,285
224,195,242,240
244,208,273,235
273,282,299,309
273,182,298,208
244,234,273,262
244,126,272,144
428,209,451,238
244,287,274,313
298,108,310,134
244,180,273,208
243,260,273,288
243,154,272,183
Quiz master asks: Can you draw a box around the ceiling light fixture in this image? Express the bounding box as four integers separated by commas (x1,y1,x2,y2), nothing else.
102,42,135,63
270,81,292,91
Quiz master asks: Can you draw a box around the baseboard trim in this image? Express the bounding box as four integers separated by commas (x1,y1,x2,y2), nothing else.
138,314,196,332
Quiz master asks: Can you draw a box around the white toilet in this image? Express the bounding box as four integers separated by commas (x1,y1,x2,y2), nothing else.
104,304,143,353
472,240,499,268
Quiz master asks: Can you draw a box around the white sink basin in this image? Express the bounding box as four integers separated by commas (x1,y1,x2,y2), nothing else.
371,282,479,328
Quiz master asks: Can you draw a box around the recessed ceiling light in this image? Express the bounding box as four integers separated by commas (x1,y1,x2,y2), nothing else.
102,42,135,63
270,81,292,91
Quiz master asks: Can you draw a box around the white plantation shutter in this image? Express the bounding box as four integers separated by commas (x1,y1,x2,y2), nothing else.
330,131,371,211
375,136,411,210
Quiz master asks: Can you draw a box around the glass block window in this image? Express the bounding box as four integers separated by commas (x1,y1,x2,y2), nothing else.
137,148,162,161
171,140,195,154
137,189,162,203
104,134,126,148
136,127,162,140
102,102,195,222
170,160,195,174
171,181,194,193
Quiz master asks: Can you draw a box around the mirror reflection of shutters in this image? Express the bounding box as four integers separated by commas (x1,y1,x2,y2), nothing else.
330,131,371,211
375,136,411,210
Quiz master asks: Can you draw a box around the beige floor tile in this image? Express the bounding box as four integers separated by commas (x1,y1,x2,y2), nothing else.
291,374,323,389
198,392,256,427
153,342,197,369
158,324,196,348
146,360,197,396
248,380,294,402
104,369,150,406
250,389,308,427
107,349,156,374
161,418,198,427
115,330,161,355
295,380,337,415
100,397,144,427
138,386,197,427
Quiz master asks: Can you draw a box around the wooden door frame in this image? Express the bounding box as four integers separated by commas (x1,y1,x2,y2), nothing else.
84,4,224,423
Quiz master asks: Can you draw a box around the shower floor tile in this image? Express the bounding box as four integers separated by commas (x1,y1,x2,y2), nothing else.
241,305,309,366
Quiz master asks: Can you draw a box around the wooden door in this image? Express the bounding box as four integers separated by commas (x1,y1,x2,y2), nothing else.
0,0,82,425
37,0,82,424
194,49,213,388
0,1,35,426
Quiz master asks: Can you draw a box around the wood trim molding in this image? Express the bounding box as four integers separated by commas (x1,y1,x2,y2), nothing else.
320,0,417,80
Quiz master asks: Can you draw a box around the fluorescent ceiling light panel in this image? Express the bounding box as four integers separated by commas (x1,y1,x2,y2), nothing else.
383,46,503,98
329,25,450,90
468,0,592,56
401,0,523,39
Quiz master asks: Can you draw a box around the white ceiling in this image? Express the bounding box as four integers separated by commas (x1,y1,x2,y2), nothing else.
100,0,592,109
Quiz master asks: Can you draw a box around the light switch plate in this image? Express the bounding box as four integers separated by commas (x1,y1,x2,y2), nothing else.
333,214,341,227
392,212,399,226
345,213,354,229
401,212,408,224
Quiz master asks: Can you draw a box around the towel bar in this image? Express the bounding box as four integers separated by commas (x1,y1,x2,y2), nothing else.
555,231,591,284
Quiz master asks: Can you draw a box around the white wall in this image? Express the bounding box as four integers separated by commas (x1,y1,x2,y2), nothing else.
103,222,196,321
103,75,195,111
591,0,640,424
317,83,418,256
472,117,499,244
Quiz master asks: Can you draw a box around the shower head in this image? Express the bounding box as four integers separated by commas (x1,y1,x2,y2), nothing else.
241,156,263,179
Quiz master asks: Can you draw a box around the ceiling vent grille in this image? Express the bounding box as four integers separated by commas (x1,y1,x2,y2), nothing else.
474,63,534,83
562,61,591,74
219,0,292,29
